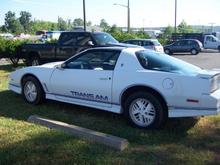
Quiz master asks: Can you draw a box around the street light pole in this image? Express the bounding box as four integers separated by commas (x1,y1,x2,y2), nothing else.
114,0,131,33
174,0,177,33
127,0,130,33
83,0,86,31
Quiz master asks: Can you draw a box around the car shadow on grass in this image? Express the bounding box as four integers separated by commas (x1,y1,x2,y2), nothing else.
1,90,219,164
0,90,198,141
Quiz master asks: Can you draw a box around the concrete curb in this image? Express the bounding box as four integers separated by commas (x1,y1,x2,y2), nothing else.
28,115,129,151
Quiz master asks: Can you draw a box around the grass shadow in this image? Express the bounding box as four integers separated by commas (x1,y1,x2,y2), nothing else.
0,90,199,143
0,90,220,164
0,63,25,73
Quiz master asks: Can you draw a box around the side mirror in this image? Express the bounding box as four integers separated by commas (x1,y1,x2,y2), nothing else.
55,63,66,70
87,41,94,46
61,63,66,68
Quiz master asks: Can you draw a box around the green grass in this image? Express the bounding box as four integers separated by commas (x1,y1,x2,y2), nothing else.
0,64,220,165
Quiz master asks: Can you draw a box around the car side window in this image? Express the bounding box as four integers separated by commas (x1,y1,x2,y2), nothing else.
186,40,193,45
59,33,77,46
130,40,141,46
143,41,154,46
173,41,180,46
77,34,94,46
65,50,120,70
206,36,214,42
175,41,186,46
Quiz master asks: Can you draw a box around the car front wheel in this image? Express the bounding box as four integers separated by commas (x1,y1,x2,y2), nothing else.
124,92,167,129
22,76,45,105
191,49,198,55
164,49,172,55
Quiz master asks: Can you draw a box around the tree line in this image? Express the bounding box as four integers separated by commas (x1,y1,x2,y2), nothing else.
0,11,94,35
0,10,198,44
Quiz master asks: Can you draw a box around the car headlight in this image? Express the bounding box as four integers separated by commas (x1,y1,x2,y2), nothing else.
210,74,220,93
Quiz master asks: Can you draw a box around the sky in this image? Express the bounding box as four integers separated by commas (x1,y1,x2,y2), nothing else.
0,0,220,27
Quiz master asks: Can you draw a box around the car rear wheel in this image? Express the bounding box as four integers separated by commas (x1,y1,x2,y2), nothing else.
124,92,167,129
22,76,45,105
164,49,172,55
191,49,198,55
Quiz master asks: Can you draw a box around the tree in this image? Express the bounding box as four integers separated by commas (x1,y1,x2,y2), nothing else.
19,11,32,33
157,25,175,45
163,25,175,36
73,18,84,26
4,11,16,31
99,19,110,31
108,24,122,33
86,21,92,27
57,17,67,31
178,20,194,33
4,11,23,34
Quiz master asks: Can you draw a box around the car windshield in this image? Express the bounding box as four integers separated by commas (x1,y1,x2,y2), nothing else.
136,50,202,75
92,33,119,45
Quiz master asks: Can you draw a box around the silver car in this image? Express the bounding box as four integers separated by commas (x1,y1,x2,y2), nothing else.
122,39,164,53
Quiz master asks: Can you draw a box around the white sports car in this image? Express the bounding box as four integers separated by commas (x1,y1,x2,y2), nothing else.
9,47,220,129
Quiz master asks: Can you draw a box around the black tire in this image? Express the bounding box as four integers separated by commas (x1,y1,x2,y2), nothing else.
191,48,198,55
124,92,167,129
22,76,45,105
218,46,220,52
28,56,40,66
164,49,172,55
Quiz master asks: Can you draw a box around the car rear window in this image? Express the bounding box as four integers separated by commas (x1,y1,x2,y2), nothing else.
136,50,201,75
92,33,118,45
152,40,161,46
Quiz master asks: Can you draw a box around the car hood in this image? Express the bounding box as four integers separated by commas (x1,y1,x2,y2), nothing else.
39,61,64,68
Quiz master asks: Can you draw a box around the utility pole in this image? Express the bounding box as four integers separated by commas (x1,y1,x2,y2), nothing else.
174,0,177,33
83,0,86,31
114,0,131,33
127,0,130,33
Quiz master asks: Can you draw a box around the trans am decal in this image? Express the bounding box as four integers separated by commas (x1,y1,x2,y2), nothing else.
70,91,109,102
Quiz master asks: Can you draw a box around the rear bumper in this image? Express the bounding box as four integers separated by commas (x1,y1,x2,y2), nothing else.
169,88,220,118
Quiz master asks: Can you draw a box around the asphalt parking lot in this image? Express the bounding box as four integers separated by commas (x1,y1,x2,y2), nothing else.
173,51,220,69
0,51,220,69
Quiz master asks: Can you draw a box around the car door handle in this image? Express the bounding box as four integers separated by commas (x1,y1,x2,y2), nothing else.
99,77,111,80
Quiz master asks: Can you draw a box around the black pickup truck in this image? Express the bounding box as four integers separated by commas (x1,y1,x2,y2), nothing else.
21,32,134,66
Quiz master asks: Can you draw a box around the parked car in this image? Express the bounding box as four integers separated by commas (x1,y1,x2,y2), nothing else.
122,39,164,53
164,39,203,55
20,32,137,66
172,33,220,51
9,47,220,129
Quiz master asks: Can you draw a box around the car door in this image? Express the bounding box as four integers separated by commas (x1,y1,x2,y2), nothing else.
172,40,186,52
204,36,218,49
50,49,120,108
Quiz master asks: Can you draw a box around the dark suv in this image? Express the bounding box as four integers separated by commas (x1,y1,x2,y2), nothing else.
164,39,203,55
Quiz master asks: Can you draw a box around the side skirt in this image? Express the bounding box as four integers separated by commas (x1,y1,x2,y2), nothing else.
46,93,122,114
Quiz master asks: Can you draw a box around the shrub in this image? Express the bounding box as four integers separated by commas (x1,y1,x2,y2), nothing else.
0,37,29,59
110,31,150,42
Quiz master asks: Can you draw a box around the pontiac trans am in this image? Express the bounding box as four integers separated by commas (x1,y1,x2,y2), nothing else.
9,47,220,129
